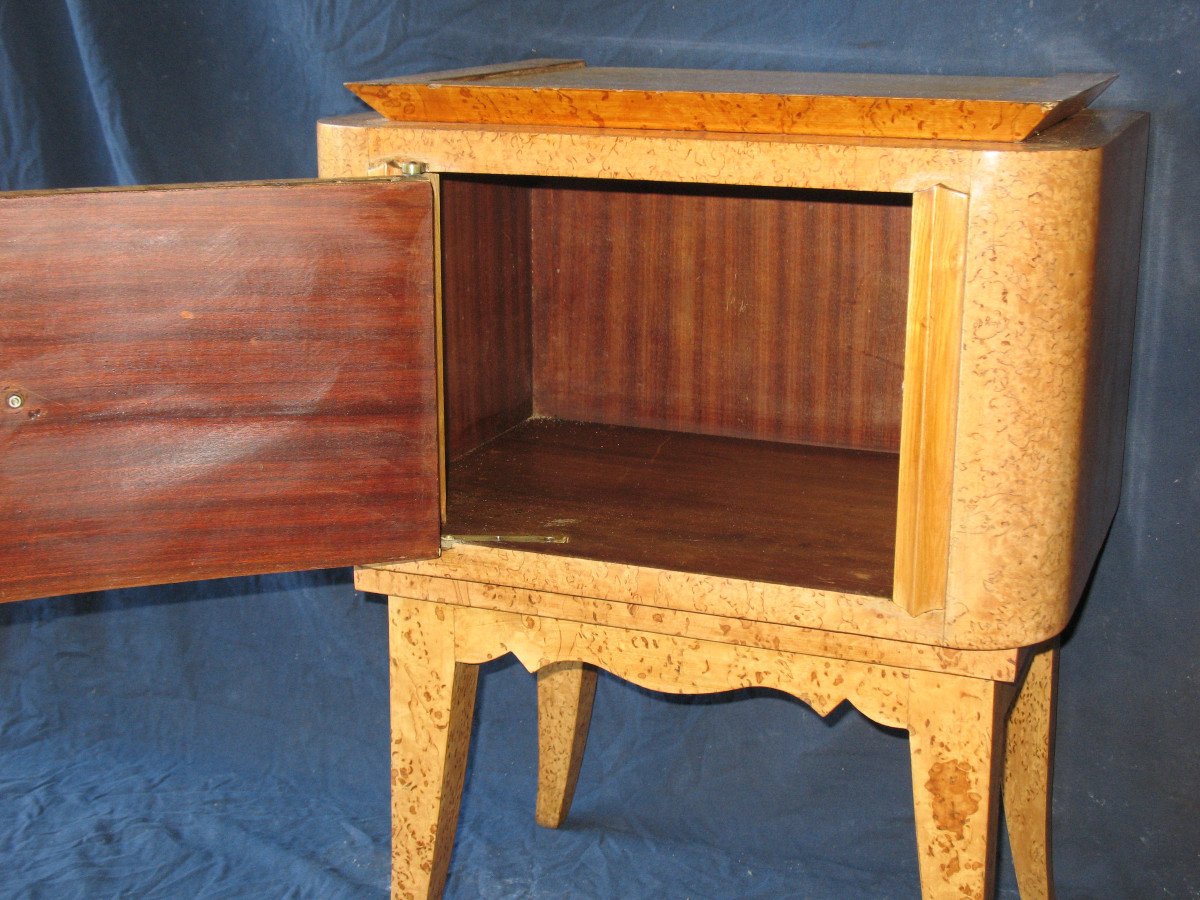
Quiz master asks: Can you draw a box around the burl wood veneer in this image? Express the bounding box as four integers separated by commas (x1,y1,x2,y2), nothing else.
347,59,1116,142
325,61,1146,900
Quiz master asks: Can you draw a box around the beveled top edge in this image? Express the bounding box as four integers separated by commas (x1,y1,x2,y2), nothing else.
435,66,1115,104
345,60,1118,142
318,108,1146,154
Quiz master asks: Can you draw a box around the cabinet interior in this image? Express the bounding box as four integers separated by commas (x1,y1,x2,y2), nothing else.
439,174,912,598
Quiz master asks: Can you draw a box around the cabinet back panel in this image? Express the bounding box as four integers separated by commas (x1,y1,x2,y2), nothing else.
441,176,534,461
530,181,911,452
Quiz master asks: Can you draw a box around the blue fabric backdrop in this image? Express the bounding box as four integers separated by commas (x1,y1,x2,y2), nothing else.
1,2,1197,896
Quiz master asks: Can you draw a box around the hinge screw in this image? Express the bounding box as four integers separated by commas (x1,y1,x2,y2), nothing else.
6,392,24,409
399,160,428,177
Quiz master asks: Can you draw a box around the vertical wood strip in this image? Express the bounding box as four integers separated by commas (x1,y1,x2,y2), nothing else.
893,185,969,616
430,173,448,522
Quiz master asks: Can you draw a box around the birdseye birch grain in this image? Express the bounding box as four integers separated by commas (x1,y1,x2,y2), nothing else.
323,62,1145,899
347,59,1116,142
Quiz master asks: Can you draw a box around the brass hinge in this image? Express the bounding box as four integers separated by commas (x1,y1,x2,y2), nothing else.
441,534,569,549
367,159,428,178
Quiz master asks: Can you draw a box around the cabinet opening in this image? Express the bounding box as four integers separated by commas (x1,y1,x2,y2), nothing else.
439,174,912,598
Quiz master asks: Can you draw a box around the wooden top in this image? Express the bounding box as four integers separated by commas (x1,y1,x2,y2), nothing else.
347,59,1116,142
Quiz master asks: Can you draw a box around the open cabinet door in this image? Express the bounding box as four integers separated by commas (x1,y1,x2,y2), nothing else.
0,179,440,603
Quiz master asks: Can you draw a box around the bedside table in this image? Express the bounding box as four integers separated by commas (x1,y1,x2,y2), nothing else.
2,59,1146,899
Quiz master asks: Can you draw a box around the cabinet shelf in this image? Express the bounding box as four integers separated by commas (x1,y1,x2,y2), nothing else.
444,417,898,596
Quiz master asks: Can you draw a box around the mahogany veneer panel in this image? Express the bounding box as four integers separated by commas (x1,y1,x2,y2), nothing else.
444,418,898,596
0,180,439,603
441,176,534,461
348,59,1115,142
531,181,910,452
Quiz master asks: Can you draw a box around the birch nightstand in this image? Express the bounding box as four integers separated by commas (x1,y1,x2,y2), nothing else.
2,59,1146,899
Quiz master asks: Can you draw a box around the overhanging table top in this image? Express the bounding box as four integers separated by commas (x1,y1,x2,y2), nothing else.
347,59,1115,142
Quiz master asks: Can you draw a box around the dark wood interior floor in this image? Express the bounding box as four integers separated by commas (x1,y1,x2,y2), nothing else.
444,418,899,597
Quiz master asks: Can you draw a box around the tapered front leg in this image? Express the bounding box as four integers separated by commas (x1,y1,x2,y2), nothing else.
908,671,1007,900
389,597,478,900
535,661,598,828
1004,644,1058,900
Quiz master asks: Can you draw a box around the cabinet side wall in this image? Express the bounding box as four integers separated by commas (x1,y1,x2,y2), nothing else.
440,176,534,461
1069,118,1149,601
315,120,370,178
945,144,1111,648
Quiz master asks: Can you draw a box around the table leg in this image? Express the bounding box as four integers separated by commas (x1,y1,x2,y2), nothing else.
535,661,598,828
389,596,478,900
908,670,1007,899
1004,644,1058,899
